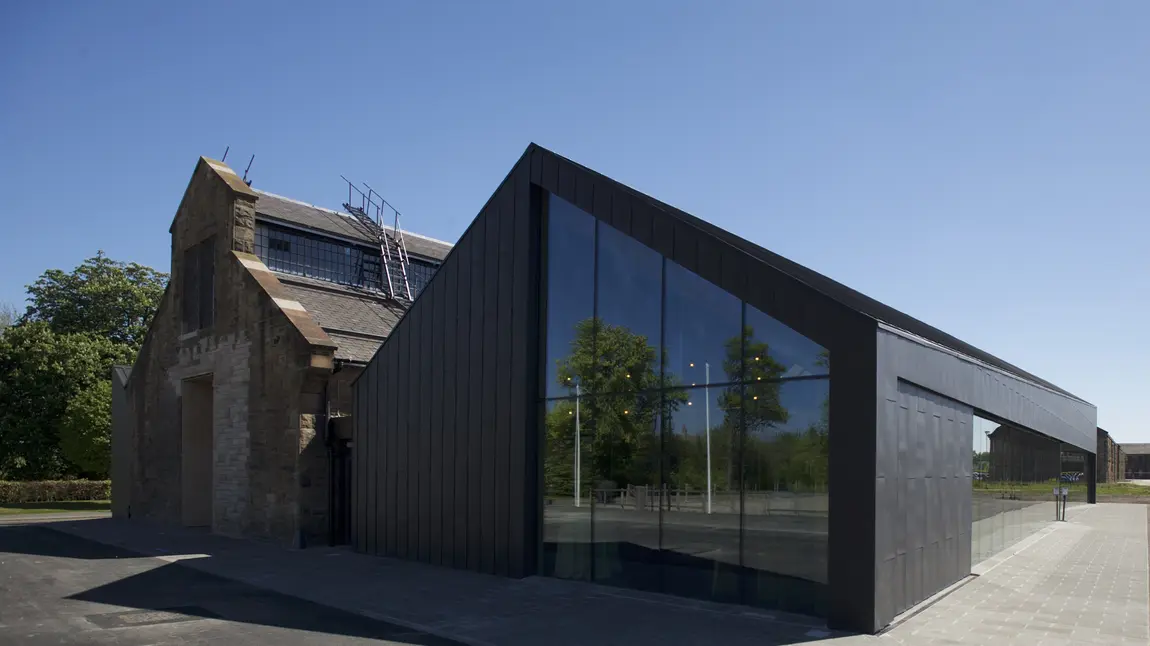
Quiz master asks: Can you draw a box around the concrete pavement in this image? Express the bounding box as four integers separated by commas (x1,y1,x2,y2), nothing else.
16,503,1149,645
0,524,457,645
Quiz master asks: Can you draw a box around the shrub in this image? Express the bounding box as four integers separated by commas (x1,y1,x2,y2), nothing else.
0,480,110,504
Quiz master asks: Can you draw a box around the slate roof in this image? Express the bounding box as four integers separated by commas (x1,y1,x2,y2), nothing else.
253,190,453,261
277,274,406,363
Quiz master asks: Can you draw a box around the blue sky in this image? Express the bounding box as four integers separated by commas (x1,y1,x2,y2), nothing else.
2,2,1146,441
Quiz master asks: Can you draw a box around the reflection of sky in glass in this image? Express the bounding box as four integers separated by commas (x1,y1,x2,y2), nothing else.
745,305,828,377
668,385,735,436
665,259,742,385
972,415,996,457
760,380,829,436
596,219,662,362
544,195,595,398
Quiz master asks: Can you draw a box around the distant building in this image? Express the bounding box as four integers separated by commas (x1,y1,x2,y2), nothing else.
987,424,1062,482
1124,444,1150,479
1096,428,1126,482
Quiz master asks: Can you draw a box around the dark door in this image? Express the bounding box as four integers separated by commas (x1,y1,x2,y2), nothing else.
330,439,352,545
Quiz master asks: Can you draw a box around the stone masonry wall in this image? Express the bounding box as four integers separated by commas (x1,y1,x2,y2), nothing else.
127,158,326,545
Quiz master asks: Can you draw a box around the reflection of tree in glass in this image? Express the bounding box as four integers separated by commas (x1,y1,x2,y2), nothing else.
738,332,830,493
544,318,684,495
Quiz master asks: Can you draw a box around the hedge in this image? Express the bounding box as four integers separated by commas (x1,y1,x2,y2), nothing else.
0,480,111,504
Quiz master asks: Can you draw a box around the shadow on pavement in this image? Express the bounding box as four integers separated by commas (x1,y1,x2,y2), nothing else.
0,525,459,645
0,524,139,559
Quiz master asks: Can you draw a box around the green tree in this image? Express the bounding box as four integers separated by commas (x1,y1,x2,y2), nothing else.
0,302,17,333
0,322,132,479
23,251,167,349
546,318,685,495
59,379,113,478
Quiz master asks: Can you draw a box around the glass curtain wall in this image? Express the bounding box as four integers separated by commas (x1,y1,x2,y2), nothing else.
541,194,830,615
970,415,1061,567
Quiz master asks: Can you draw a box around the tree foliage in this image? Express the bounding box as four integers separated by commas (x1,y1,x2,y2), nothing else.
59,379,113,478
23,251,167,349
544,317,831,499
0,302,17,333
0,322,132,479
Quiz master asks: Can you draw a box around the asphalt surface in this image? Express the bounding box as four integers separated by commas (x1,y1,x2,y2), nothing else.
0,522,459,645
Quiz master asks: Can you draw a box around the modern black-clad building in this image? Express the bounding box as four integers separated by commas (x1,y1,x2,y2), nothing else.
351,144,1097,633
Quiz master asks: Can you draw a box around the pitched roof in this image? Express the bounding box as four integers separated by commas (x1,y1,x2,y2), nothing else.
534,144,1087,403
277,274,405,363
253,190,453,261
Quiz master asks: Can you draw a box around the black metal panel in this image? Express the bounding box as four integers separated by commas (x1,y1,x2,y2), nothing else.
494,185,515,576
453,236,472,568
441,238,458,565
556,157,576,205
875,380,972,623
395,322,410,560
371,366,383,556
466,208,487,572
385,325,398,556
877,327,1096,452
508,171,533,577
593,181,614,233
695,233,723,288
429,278,445,566
418,277,432,563
575,172,595,215
539,150,559,195
873,326,1097,630
530,146,544,185
610,190,631,239
480,201,500,575
672,219,698,272
649,203,674,258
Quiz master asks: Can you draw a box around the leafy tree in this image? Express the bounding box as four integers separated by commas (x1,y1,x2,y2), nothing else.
546,318,685,495
23,251,167,349
59,379,113,478
0,302,17,333
0,322,131,479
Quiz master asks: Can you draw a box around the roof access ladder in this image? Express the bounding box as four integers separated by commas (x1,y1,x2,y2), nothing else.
341,176,413,301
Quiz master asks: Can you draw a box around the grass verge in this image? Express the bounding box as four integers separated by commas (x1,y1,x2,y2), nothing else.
0,500,111,515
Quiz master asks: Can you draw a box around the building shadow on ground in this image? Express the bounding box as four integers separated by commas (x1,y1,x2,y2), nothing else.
0,524,459,645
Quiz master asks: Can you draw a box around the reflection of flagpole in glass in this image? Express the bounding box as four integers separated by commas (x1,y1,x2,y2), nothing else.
575,382,581,508
705,362,712,515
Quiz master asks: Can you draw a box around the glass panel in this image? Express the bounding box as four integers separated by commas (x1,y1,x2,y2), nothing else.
972,415,1059,567
595,220,662,394
542,399,592,580
588,393,661,590
744,304,829,379
742,378,829,615
1061,446,1088,507
664,260,743,389
661,386,741,602
544,195,596,399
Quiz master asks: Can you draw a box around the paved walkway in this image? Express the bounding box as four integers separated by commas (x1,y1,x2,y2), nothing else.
42,503,1149,646
884,503,1149,646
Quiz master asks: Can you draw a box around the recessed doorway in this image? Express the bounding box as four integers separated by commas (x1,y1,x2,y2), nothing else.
181,375,213,527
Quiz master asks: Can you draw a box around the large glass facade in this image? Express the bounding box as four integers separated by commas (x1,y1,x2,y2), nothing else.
970,414,1077,567
541,194,830,615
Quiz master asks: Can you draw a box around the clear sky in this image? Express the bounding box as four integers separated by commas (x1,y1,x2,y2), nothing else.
2,2,1146,441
